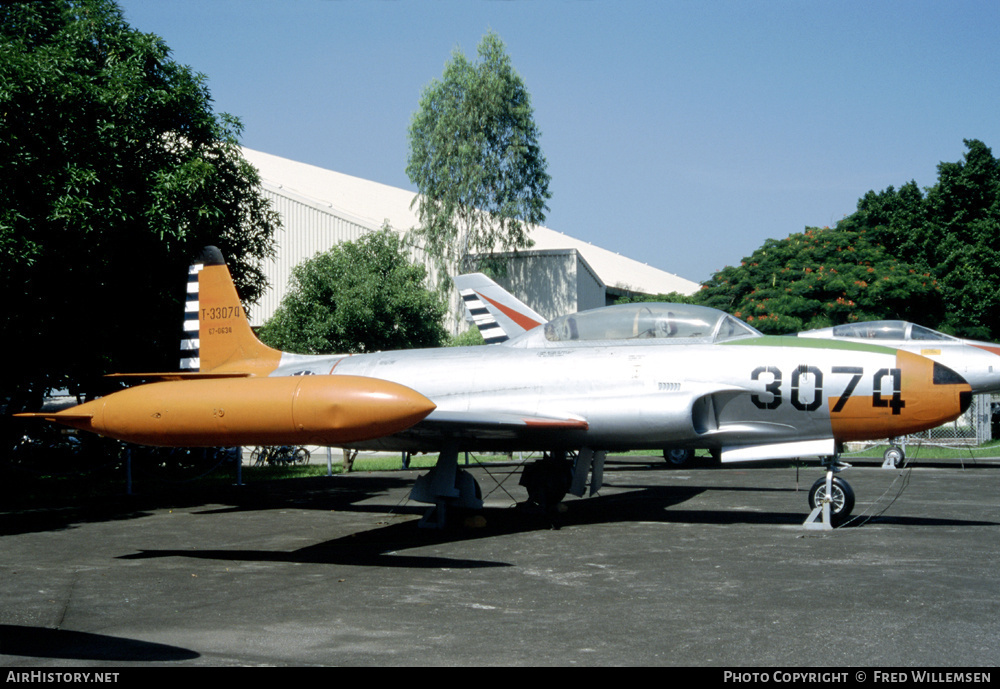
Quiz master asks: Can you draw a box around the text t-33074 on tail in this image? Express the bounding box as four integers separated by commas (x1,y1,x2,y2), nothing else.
22,247,972,529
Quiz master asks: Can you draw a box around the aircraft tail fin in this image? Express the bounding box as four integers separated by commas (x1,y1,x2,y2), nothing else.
454,273,546,344
182,247,281,376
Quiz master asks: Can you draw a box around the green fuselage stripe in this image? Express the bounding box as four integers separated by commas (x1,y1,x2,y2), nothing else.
722,336,897,355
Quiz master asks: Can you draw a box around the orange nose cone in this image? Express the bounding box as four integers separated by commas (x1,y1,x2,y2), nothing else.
830,349,971,441
895,350,971,433
23,375,435,447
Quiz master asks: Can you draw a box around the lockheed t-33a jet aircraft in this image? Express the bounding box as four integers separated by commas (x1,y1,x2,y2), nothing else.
22,248,972,528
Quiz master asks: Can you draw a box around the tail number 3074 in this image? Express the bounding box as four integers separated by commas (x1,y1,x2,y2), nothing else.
750,366,904,415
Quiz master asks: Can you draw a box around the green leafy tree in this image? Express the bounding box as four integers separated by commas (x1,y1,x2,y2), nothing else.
258,228,448,354
694,140,1000,339
616,291,697,306
0,0,279,413
693,226,944,335
845,140,1000,338
406,31,551,277
447,326,485,347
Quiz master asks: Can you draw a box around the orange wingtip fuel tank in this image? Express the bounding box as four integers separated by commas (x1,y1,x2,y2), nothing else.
18,375,436,447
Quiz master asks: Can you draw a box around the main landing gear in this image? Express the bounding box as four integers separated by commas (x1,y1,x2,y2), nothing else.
409,447,606,528
661,447,721,468
803,456,856,529
520,452,573,511
409,443,483,528
662,447,695,468
519,449,606,510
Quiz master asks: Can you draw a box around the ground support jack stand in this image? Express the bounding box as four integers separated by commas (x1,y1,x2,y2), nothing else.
803,468,835,531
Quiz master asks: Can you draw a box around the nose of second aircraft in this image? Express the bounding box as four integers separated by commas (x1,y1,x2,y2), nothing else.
963,343,1000,394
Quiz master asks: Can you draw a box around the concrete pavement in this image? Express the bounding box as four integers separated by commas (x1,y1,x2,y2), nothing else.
1,456,998,666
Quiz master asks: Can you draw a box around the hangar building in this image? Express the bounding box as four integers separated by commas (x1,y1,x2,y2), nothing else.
240,148,700,332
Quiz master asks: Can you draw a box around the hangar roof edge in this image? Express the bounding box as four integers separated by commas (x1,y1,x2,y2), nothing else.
242,147,700,296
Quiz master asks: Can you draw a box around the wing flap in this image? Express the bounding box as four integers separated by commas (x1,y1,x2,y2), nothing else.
419,409,588,434
369,409,588,447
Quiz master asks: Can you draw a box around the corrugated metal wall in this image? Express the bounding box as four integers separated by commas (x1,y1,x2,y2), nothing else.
252,188,369,325
498,251,579,321
249,182,609,338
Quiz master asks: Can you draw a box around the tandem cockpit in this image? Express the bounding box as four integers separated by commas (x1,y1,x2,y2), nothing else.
506,302,763,348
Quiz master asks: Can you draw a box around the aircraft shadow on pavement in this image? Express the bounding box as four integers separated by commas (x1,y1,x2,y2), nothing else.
8,461,997,565
0,624,199,662
115,483,829,570
116,469,1000,571
0,459,698,537
119,518,515,570
0,473,418,537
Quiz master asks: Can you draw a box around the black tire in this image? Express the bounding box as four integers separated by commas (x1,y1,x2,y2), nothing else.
293,447,311,465
884,446,906,468
520,457,572,508
808,476,856,527
662,447,694,467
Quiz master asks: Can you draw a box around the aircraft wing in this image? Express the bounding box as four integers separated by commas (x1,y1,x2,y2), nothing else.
408,409,588,439
340,407,589,451
454,273,546,343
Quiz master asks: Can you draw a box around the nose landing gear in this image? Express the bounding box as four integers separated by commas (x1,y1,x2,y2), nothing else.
804,457,856,529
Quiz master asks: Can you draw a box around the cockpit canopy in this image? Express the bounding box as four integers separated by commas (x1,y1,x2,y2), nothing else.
510,303,762,347
798,320,958,342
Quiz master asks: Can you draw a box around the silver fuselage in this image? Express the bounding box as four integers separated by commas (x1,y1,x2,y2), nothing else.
268,334,961,454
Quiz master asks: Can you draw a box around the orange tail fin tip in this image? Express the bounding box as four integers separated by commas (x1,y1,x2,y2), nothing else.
183,246,281,376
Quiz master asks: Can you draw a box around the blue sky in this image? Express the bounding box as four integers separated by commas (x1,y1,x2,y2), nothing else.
118,0,1000,285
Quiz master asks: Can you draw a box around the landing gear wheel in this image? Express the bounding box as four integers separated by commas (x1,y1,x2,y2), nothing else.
808,476,856,527
520,456,573,510
883,446,905,469
663,447,694,467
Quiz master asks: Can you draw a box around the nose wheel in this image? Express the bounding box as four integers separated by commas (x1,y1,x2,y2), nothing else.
804,459,856,529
